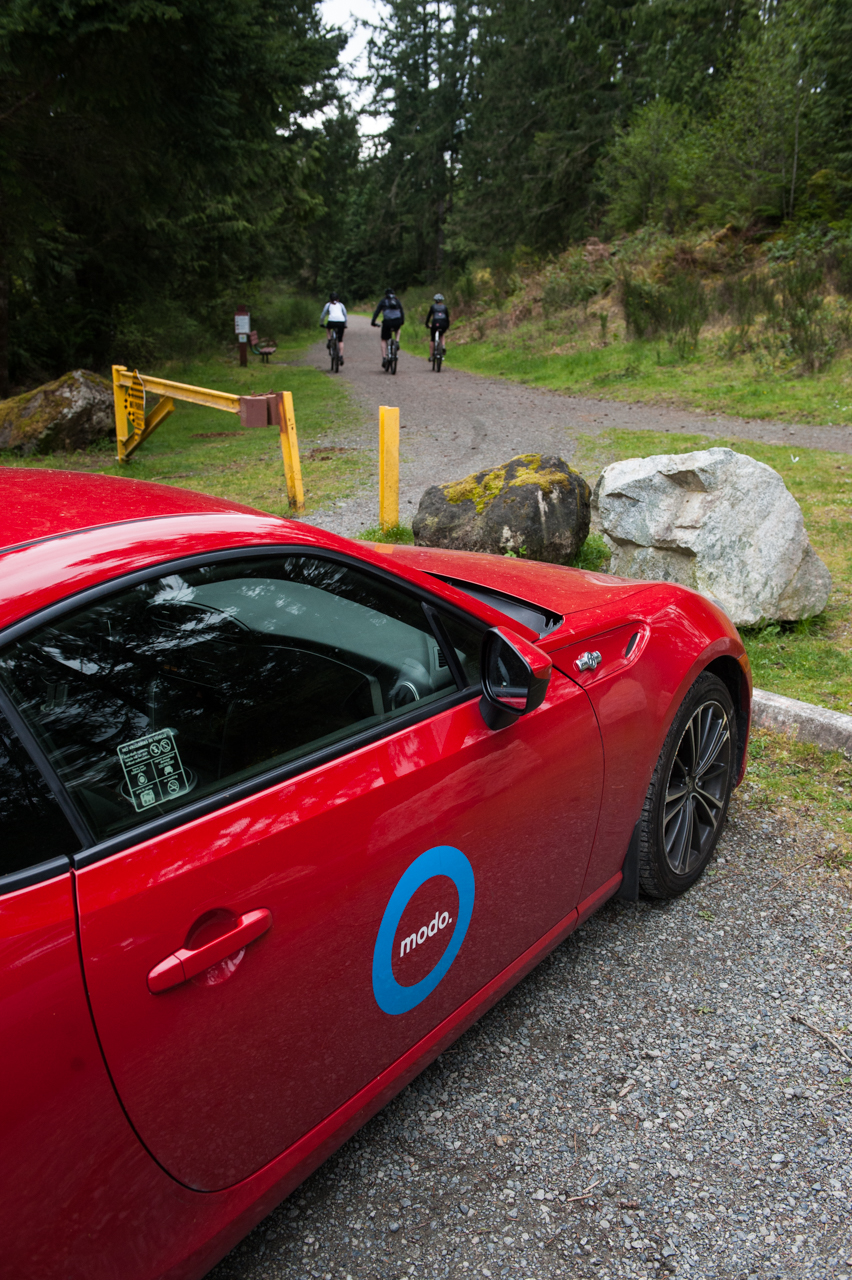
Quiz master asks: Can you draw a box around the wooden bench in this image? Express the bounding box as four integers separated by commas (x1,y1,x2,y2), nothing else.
249,330,277,363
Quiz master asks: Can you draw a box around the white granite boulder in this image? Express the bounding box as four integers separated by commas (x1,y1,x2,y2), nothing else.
593,447,831,625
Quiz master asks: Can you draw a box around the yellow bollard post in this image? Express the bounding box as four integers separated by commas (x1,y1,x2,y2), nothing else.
278,391,305,513
112,365,130,463
379,405,400,531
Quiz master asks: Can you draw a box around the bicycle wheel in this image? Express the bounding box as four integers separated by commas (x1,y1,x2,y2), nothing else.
436,339,443,372
329,336,338,372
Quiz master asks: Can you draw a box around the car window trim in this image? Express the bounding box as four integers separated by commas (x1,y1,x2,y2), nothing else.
0,855,72,897
0,682,92,847
0,544,487,869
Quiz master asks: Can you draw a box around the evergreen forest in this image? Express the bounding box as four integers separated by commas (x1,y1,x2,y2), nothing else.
3,0,852,393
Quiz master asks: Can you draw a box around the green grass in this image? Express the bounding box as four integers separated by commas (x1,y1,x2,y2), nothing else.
739,729,852,869
439,316,852,429
358,523,415,544
1,333,370,517
570,427,852,713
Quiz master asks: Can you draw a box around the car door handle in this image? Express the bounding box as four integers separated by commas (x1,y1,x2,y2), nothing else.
147,908,272,994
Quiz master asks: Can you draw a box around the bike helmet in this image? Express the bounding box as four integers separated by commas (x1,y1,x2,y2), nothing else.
433,293,445,301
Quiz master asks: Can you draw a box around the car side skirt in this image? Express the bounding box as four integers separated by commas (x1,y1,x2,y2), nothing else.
173,873,624,1280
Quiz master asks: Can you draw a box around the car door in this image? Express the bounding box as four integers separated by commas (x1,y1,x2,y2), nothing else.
0,548,604,1192
0,705,95,1277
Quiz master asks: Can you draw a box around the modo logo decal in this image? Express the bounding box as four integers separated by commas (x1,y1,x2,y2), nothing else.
372,845,475,1016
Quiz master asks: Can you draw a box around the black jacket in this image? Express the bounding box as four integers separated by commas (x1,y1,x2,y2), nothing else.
372,295,405,325
425,302,450,328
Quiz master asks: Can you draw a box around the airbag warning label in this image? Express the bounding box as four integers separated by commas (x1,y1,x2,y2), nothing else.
118,729,191,812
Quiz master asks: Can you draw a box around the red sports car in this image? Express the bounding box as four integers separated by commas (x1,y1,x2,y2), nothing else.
0,469,750,1280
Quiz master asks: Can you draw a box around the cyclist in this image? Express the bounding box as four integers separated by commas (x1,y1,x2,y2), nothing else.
424,293,450,361
319,292,347,365
371,289,405,368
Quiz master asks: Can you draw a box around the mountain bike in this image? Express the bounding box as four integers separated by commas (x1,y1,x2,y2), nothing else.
327,326,341,373
431,329,445,372
386,333,399,375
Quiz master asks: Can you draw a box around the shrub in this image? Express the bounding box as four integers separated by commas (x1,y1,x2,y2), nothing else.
542,249,613,315
715,272,777,356
773,258,833,371
665,272,710,356
251,292,315,338
621,269,709,355
620,273,668,339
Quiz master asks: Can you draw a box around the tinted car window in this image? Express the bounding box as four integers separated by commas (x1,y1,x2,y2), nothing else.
0,706,79,879
0,555,480,844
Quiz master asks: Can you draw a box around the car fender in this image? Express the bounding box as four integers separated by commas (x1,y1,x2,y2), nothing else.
548,584,751,904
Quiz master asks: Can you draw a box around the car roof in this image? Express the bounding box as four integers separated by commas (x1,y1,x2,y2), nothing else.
0,468,257,551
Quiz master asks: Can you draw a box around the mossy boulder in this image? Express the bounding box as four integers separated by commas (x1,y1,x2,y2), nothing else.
0,370,114,455
413,453,591,563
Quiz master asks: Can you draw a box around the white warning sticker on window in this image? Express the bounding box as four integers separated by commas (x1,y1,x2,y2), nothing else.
117,729,192,812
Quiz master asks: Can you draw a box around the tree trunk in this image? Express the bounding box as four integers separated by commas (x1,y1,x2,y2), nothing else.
790,86,803,218
436,193,445,275
0,253,9,400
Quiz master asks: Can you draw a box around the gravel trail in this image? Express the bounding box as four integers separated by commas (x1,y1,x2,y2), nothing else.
301,315,852,538
210,793,852,1280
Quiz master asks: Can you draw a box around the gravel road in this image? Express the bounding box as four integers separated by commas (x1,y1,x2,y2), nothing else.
301,315,852,539
210,792,852,1280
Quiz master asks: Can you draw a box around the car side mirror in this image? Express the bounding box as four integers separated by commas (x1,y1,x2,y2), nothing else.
479,627,552,730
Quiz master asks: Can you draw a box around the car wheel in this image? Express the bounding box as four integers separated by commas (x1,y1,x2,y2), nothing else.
638,672,737,899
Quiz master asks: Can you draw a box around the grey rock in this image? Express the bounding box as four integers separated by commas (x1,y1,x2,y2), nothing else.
413,453,591,564
0,370,115,455
593,447,831,624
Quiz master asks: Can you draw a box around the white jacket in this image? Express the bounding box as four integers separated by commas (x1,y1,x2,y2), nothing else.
321,301,348,324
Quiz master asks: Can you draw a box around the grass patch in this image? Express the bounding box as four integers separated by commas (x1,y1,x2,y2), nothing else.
439,318,852,429
573,532,611,572
358,523,415,545
738,728,852,868
0,333,369,518
570,427,852,713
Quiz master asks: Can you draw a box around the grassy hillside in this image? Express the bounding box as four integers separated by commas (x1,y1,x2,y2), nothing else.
405,227,852,428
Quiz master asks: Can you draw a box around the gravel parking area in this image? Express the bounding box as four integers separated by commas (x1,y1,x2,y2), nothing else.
210,790,852,1280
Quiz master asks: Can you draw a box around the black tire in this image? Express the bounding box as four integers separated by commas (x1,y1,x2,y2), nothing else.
436,348,443,372
638,672,737,899
390,348,398,374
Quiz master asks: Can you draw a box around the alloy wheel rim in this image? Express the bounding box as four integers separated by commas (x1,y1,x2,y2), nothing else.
663,698,732,876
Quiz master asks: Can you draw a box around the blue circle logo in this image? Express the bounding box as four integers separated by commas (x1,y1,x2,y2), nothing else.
372,845,475,1016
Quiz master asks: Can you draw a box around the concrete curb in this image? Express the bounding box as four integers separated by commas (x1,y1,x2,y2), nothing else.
752,687,852,757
